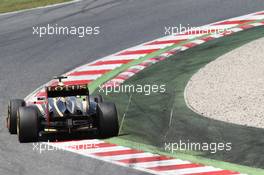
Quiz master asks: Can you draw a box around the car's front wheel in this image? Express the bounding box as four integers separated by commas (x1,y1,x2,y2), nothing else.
17,107,39,143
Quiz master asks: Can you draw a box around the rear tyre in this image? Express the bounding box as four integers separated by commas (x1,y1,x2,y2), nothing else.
17,107,39,143
7,99,25,134
97,102,119,138
94,95,103,103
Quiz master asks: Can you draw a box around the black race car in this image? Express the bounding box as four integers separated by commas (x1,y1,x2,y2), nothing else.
6,76,119,142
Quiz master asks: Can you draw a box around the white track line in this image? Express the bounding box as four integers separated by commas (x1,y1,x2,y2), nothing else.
165,166,222,175
77,64,123,71
81,146,130,154
131,44,173,50
129,65,146,70
118,71,135,77
104,153,157,161
134,159,191,168
191,39,206,45
233,14,264,20
47,139,104,147
66,74,102,81
100,55,142,61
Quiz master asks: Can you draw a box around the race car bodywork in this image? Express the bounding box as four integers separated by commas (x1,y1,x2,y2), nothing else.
6,76,119,143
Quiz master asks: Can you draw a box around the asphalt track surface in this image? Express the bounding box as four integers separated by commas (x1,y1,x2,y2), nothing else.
1,0,264,175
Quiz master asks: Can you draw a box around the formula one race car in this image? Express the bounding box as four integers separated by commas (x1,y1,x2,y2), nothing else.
6,76,119,142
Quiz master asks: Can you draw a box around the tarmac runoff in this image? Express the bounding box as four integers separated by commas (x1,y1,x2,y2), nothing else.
185,37,264,129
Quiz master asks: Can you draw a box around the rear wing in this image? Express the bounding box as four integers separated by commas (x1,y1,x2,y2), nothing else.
46,84,89,97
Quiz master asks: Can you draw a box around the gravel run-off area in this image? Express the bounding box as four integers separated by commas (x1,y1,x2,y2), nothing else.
185,37,264,129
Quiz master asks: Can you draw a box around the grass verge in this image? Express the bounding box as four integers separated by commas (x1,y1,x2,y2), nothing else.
0,0,72,13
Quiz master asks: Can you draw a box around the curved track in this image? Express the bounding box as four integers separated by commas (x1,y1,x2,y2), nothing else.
1,0,264,174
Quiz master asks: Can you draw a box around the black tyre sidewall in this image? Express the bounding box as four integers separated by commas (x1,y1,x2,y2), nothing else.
17,107,39,143
97,102,119,138
8,99,25,134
